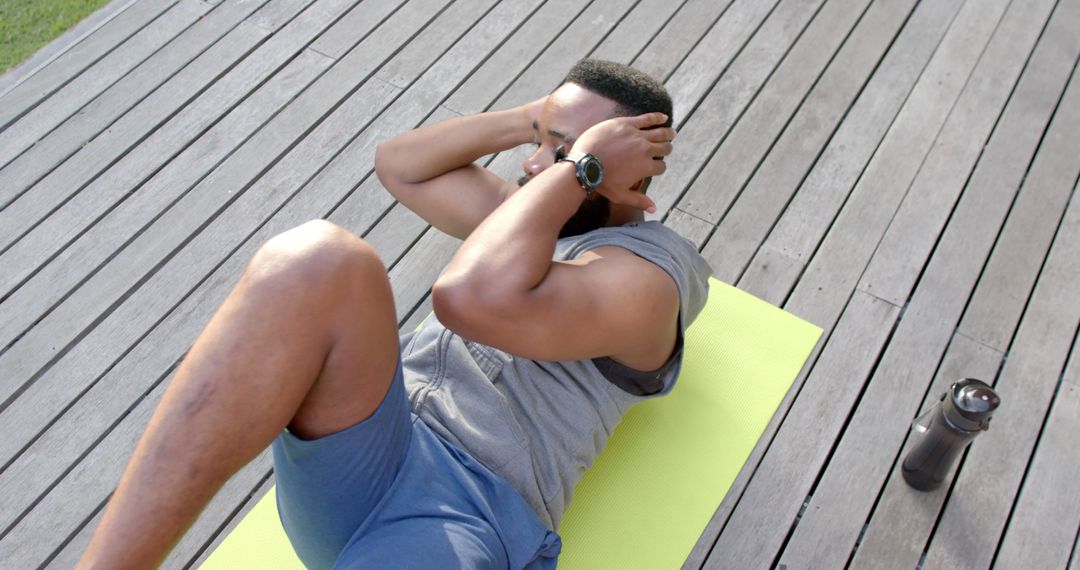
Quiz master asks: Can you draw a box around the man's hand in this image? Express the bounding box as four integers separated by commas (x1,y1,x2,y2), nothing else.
572,112,675,213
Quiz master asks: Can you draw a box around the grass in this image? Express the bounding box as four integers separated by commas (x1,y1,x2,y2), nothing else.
1,0,113,75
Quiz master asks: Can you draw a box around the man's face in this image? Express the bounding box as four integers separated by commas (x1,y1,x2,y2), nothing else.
518,83,622,237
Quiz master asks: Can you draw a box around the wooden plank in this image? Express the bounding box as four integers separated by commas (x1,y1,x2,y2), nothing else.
0,0,177,131
699,291,899,568
644,0,816,218
700,0,938,284
857,0,1073,307
631,0,734,83
675,0,879,225
310,0,405,59
847,333,1004,569
923,170,1080,570
697,0,1015,564
734,0,965,305
0,0,270,223
994,345,1080,570
0,0,328,283
0,0,530,540
243,0,313,31
776,0,1059,564
0,0,214,169
0,0,138,95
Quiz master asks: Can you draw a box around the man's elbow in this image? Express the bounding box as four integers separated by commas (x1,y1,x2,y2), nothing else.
431,276,518,340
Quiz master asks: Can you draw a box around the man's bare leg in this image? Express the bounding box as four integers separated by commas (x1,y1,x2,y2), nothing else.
78,220,400,569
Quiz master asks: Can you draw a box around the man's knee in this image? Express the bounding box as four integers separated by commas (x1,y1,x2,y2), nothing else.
247,220,388,298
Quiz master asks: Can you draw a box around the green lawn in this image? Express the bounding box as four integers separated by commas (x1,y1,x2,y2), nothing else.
1,0,112,74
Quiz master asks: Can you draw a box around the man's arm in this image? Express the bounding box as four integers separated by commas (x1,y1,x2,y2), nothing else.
374,100,542,239
432,113,679,370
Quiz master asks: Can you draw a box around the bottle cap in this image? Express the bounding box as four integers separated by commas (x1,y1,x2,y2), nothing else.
943,378,1000,432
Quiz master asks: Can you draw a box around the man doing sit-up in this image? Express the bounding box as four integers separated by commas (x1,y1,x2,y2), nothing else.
79,59,712,569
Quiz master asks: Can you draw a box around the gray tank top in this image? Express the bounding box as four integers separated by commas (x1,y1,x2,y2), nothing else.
401,221,712,529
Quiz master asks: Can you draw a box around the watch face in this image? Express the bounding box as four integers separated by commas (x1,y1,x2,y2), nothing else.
583,158,603,186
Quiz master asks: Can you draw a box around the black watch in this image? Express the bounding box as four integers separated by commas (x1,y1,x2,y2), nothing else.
556,150,604,195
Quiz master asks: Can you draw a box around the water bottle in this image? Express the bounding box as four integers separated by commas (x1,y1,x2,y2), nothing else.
902,378,1001,491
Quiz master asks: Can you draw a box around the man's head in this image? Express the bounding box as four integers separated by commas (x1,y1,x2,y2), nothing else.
519,59,673,237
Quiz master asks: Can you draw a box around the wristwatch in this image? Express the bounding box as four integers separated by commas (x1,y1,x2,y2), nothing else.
556,149,604,195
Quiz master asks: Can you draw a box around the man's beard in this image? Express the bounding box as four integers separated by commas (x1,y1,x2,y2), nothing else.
559,193,611,238
517,175,612,238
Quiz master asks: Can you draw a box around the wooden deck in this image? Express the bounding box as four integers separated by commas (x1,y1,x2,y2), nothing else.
1,0,1078,567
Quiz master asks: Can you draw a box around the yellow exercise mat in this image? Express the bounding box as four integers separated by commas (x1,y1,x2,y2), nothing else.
202,278,822,569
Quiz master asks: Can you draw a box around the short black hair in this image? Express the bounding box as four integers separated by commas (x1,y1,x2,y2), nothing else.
562,59,673,127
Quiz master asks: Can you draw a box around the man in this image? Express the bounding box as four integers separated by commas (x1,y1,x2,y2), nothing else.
79,59,711,569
